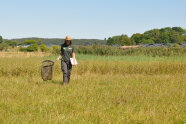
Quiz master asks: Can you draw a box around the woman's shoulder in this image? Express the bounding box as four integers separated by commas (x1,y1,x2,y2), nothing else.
61,43,66,47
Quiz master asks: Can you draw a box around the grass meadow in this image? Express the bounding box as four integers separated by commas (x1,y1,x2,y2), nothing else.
0,52,186,123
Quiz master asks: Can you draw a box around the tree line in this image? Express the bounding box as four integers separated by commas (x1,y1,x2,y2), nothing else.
0,27,186,51
107,27,186,45
0,37,107,51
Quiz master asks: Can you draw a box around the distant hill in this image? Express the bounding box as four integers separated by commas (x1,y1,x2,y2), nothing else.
8,37,106,46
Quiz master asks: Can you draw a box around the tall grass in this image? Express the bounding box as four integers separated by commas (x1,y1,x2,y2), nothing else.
76,45,186,57
0,57,185,77
0,54,185,123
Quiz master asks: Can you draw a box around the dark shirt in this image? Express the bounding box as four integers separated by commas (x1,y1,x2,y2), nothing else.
61,44,75,62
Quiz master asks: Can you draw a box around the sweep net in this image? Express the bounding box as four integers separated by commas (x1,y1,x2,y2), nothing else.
41,60,54,81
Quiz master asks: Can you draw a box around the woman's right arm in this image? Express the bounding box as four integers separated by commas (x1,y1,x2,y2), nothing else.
57,50,62,61
57,45,63,61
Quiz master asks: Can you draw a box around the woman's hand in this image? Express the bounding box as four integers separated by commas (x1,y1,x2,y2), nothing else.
72,52,76,66
57,56,61,62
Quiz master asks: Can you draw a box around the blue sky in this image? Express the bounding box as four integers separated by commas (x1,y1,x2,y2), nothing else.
0,0,186,39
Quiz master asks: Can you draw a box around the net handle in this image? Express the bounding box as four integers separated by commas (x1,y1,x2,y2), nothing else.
42,60,55,67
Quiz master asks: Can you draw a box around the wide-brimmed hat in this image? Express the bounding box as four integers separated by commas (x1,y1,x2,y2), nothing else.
65,36,71,41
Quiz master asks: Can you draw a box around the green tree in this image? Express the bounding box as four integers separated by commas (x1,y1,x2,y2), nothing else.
112,36,121,45
120,35,134,46
0,35,3,44
137,34,154,44
11,40,18,46
37,38,42,45
21,40,36,45
39,44,47,52
159,32,170,43
144,29,161,43
184,35,186,43
52,45,60,54
27,44,38,52
173,43,180,48
172,27,186,35
160,27,172,33
140,39,154,44
107,37,114,45
107,36,121,45
19,47,27,52
0,42,8,51
5,40,18,47
131,33,143,44
170,31,183,43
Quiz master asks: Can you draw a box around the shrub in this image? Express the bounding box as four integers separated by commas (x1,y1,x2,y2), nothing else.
40,44,47,52
173,43,180,48
0,43,9,51
140,39,154,44
19,47,27,52
27,44,38,52
52,45,60,55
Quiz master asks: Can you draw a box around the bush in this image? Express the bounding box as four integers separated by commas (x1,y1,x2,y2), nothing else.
19,47,27,52
140,39,154,44
52,45,60,55
40,44,48,52
0,43,9,51
27,44,38,52
173,43,180,48
167,43,172,47
19,44,38,52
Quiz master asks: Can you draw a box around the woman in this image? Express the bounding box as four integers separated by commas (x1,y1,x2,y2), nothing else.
57,36,76,84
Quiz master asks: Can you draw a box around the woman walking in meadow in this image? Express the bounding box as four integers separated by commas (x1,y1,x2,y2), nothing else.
57,36,76,84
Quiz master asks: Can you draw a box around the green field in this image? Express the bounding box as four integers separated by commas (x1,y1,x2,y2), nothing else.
0,54,186,123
